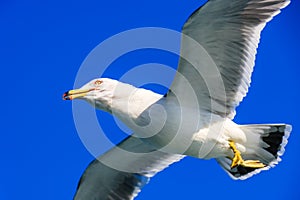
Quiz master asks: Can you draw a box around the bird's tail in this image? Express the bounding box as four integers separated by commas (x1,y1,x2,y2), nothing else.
216,124,292,180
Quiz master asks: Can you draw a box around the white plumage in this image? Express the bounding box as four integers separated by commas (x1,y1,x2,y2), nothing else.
63,0,292,199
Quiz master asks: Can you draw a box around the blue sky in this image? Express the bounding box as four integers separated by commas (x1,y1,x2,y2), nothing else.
1,0,299,199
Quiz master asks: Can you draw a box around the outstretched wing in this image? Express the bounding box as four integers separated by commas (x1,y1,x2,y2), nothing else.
73,136,184,200
168,0,290,119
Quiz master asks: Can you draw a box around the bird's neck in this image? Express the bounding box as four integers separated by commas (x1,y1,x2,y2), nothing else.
109,83,163,127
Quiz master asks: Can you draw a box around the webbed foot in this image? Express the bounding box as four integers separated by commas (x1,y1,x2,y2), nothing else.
229,140,265,169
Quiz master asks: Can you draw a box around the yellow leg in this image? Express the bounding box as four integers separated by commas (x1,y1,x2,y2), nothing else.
229,140,266,169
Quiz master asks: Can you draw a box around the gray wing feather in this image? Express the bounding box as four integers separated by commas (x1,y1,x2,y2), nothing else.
169,0,290,119
74,136,184,200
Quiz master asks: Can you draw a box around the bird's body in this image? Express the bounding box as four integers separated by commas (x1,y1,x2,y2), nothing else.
63,0,292,199
94,79,237,159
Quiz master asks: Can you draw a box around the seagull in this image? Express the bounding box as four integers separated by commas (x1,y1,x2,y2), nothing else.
63,0,292,199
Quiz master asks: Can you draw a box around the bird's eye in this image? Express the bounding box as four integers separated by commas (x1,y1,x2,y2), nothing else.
94,80,102,86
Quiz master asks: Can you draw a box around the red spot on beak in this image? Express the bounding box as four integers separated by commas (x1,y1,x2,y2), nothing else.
63,91,71,100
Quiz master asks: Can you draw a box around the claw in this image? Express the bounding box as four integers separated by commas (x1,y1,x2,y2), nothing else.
242,160,266,168
229,140,266,169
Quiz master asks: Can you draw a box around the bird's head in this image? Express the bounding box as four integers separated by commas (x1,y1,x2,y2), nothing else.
63,78,120,112
63,77,161,121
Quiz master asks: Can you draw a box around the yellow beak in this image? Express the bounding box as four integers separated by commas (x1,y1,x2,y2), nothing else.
63,88,94,100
